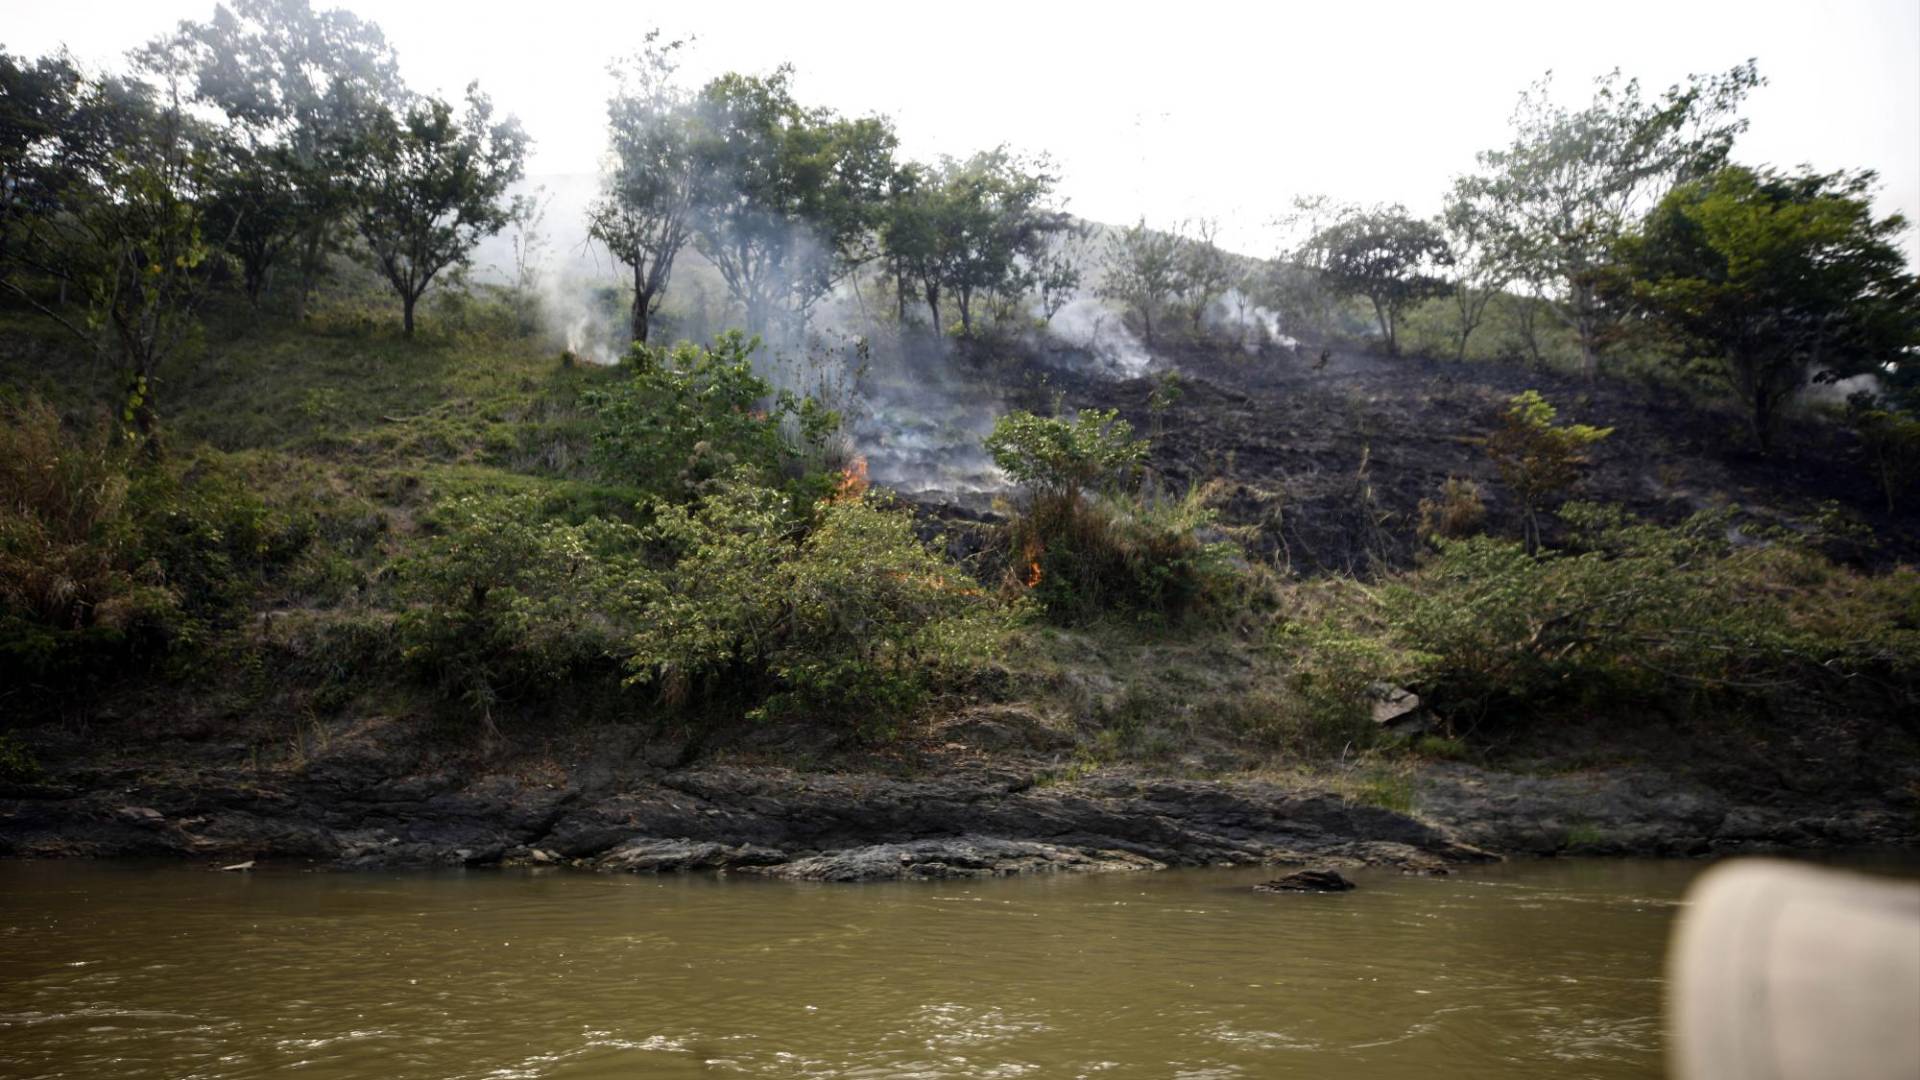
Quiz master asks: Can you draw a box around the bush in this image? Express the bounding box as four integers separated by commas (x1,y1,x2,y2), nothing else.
394,474,1013,738
0,398,318,704
1416,476,1486,544
622,474,1012,735
396,493,641,720
1012,484,1242,625
1377,503,1919,725
1485,390,1611,552
984,408,1145,496
1849,398,1920,513
986,409,1237,624
585,331,842,502
0,398,181,682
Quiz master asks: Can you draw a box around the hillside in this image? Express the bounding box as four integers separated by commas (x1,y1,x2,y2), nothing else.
3,276,1916,872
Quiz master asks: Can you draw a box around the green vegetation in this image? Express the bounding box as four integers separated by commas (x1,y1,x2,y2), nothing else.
1611,164,1918,452
585,331,840,501
2,3,1916,789
1484,391,1613,553
987,409,1239,624
1293,502,1920,733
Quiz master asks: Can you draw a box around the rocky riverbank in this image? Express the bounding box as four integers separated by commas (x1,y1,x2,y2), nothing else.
3,721,1912,880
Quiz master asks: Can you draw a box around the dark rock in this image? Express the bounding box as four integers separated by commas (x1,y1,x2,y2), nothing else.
1255,869,1356,893
117,806,167,828
752,837,1162,882
595,838,787,873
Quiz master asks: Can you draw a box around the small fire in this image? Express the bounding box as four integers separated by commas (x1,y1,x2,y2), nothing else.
834,455,870,501
1026,559,1043,588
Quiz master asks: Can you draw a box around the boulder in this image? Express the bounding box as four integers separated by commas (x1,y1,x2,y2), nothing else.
1255,868,1357,893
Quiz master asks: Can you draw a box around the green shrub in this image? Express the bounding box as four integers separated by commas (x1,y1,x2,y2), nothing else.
0,398,182,682
986,409,1237,624
1849,399,1920,513
984,408,1146,496
395,493,641,720
1485,390,1612,552
0,731,44,784
585,331,841,502
1378,502,1919,725
622,474,1013,735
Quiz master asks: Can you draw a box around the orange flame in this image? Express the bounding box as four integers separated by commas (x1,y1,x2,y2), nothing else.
1026,560,1044,588
834,455,870,501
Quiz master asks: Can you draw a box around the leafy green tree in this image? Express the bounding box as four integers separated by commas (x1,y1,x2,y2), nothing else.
1,49,92,295
1612,165,1920,452
1098,218,1180,344
147,0,402,315
1470,63,1762,378
1485,391,1613,553
1173,218,1232,332
201,136,300,307
1440,177,1514,361
1,64,221,447
353,85,528,336
689,67,896,339
588,33,698,345
1307,204,1452,356
879,149,1068,335
1032,224,1087,326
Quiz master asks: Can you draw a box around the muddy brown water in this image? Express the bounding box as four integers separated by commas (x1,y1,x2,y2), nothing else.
0,856,1910,1079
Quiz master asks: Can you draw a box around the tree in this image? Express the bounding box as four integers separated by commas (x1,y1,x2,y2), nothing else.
2,50,87,293
353,85,528,336
1485,391,1612,553
879,148,1067,336
1471,64,1762,379
1272,194,1354,337
1098,218,1179,345
689,67,896,341
1,60,221,450
1612,165,1920,453
587,34,698,345
1173,218,1232,332
1308,205,1452,356
201,136,300,306
147,0,402,316
1033,224,1087,325
1440,177,1513,361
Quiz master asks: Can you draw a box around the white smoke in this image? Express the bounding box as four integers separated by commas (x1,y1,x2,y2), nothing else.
1212,288,1297,353
1047,295,1154,376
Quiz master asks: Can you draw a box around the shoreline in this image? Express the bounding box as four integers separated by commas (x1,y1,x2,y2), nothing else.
5,737,1912,881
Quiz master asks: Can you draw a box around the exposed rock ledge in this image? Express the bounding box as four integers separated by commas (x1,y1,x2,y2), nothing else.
2,747,1913,880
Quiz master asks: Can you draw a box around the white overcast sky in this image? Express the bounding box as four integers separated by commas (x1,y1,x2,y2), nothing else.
11,0,1920,264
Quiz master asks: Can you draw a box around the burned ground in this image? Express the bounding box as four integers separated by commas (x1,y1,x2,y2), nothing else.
909,334,1919,578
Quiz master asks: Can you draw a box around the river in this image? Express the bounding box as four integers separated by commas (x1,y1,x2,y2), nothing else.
0,856,1904,1079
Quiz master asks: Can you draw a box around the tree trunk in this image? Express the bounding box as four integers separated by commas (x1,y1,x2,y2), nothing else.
1370,296,1394,356
924,282,940,333
957,290,972,336
1752,384,1776,455
631,262,652,344
403,292,416,337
